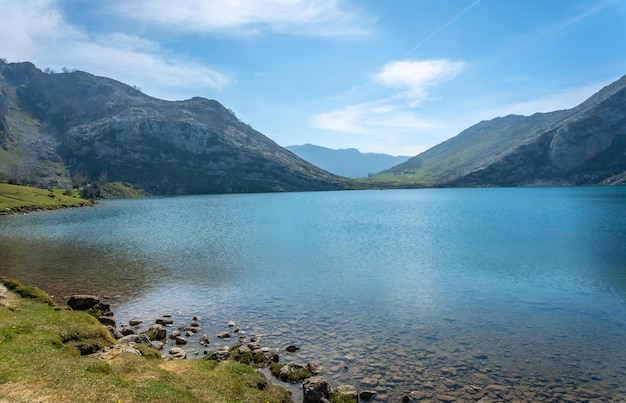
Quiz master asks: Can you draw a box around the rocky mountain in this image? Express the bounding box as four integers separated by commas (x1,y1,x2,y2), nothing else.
380,75,626,187
286,144,410,178
0,60,352,194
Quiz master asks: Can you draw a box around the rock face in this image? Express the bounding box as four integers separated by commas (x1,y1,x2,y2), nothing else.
0,60,352,194
382,74,626,187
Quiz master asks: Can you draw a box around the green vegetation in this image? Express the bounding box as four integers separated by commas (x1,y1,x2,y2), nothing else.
0,279,290,402
0,183,93,214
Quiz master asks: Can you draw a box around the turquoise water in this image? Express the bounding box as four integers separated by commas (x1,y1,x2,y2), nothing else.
2,187,626,401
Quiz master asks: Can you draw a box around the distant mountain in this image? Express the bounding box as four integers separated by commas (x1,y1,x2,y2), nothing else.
286,144,410,178
0,60,353,194
380,74,626,187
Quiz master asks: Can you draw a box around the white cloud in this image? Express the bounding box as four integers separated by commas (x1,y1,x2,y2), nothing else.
370,59,465,106
0,0,231,100
107,0,372,36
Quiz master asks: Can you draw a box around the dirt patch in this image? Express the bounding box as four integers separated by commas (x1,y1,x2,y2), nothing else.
0,283,19,309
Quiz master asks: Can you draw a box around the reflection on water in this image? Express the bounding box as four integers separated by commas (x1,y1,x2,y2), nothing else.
1,187,626,401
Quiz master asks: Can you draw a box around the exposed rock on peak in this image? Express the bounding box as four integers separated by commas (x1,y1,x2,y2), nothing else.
0,61,351,194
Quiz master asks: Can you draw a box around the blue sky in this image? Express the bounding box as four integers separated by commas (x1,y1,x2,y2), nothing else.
2,0,626,156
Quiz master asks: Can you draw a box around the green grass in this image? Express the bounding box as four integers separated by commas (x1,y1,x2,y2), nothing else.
0,183,93,214
0,280,290,402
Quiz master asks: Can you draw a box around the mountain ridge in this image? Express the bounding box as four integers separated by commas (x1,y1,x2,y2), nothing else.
0,60,353,194
379,74,626,187
286,144,410,178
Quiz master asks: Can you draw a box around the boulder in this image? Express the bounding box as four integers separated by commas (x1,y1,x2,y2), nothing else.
359,391,377,402
307,361,324,375
98,316,116,327
67,295,100,310
107,325,123,340
210,350,232,362
168,347,187,360
303,376,333,403
156,318,174,326
129,319,143,326
175,336,187,345
278,363,311,382
217,331,230,339
121,327,135,336
285,345,299,353
149,324,167,340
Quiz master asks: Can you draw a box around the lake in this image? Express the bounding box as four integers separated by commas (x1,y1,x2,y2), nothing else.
1,187,626,401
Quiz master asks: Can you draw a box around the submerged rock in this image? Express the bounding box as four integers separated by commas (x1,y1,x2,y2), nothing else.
67,295,100,310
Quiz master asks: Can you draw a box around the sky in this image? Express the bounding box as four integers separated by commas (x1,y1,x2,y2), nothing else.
1,0,626,156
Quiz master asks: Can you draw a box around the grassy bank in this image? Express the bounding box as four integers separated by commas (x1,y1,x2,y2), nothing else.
0,278,290,402
0,183,93,214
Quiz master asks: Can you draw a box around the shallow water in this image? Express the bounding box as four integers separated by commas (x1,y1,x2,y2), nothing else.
1,187,626,401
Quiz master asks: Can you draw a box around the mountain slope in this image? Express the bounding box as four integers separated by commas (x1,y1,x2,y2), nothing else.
286,144,410,178
0,60,351,194
379,75,626,187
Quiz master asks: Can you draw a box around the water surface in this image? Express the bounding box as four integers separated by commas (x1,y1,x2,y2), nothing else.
1,187,626,401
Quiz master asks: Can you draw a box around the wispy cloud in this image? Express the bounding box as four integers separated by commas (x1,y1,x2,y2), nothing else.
311,58,464,153
370,59,465,106
0,0,231,99
107,0,373,37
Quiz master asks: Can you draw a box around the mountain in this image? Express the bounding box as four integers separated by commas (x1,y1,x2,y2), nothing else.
286,144,410,178
379,75,626,187
0,60,353,194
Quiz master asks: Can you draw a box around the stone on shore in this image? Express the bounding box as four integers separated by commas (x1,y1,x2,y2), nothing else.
303,376,333,403
98,316,116,327
307,361,324,375
217,331,230,339
156,318,174,326
168,347,187,360
67,295,100,310
285,345,299,353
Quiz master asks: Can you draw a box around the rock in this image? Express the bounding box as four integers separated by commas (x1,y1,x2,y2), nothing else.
210,350,232,362
163,313,172,318
238,345,251,354
285,345,299,353
67,295,100,310
169,330,181,339
278,363,310,382
248,342,261,350
129,319,142,326
149,324,167,340
175,336,187,345
107,325,123,340
227,321,236,327
121,327,136,336
118,334,163,350
307,361,324,375
336,384,357,401
435,394,457,402
156,318,174,326
359,391,377,402
168,347,186,360
199,334,210,346
192,316,200,321
151,341,164,350
250,336,260,342
217,331,230,339
303,376,333,403
98,316,116,327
